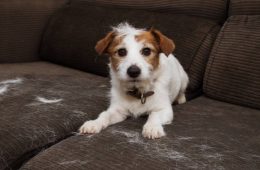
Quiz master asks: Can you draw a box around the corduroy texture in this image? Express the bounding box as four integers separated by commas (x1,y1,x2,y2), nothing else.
186,26,220,99
21,97,260,170
229,0,260,16
204,15,260,109
40,2,221,100
0,62,109,170
0,0,69,63
73,0,227,22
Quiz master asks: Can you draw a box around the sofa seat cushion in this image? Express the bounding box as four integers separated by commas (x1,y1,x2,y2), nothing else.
41,1,222,100
0,62,109,170
20,97,260,170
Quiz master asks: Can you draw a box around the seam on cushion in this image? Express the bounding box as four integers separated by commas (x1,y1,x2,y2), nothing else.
12,133,74,170
187,24,220,73
203,17,231,94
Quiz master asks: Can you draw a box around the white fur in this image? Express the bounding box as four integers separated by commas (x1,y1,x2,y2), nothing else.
36,96,63,104
0,78,23,95
0,85,8,95
80,23,189,139
0,78,23,85
112,22,145,36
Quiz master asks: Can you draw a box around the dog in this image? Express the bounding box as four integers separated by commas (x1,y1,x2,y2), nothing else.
79,23,189,139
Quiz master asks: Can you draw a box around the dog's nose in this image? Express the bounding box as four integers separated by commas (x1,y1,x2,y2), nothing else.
127,65,141,78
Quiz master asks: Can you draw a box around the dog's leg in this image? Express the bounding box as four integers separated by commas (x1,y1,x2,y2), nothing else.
142,105,173,139
176,59,189,104
176,93,186,104
79,106,127,134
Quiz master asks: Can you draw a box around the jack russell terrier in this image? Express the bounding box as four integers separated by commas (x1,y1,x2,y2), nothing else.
79,23,189,139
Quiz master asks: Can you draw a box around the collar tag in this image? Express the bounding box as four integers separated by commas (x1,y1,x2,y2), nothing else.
126,88,154,104
140,93,146,104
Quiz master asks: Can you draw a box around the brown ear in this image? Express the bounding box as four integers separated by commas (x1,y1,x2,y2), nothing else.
150,29,175,56
95,31,115,55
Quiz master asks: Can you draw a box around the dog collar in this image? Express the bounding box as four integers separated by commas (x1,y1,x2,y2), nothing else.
126,88,154,104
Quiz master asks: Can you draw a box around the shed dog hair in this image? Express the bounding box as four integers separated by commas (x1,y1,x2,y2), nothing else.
79,23,189,139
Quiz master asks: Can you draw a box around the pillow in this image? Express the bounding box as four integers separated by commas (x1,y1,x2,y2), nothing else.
204,15,260,109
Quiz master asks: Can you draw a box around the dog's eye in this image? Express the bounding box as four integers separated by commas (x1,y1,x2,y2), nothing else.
117,48,127,57
142,48,151,56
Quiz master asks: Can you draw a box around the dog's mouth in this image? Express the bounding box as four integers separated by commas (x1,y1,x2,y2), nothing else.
128,79,140,83
124,78,142,89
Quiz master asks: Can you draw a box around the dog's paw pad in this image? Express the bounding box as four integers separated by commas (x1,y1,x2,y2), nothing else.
142,124,165,139
79,120,102,134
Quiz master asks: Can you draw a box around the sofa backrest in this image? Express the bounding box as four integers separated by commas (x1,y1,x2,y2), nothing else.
0,0,69,63
204,0,260,109
229,0,260,16
75,0,227,23
40,0,227,100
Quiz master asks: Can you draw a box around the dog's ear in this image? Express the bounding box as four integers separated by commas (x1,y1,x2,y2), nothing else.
150,28,175,56
95,31,115,55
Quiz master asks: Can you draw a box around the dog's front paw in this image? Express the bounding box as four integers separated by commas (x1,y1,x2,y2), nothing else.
79,120,103,134
142,123,165,139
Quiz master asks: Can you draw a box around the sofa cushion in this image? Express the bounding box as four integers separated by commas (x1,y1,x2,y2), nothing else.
40,2,221,99
75,0,227,22
20,96,260,170
229,0,260,16
204,15,260,109
0,62,109,170
0,0,68,63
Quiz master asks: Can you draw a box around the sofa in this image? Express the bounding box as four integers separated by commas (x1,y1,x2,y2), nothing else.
0,0,259,169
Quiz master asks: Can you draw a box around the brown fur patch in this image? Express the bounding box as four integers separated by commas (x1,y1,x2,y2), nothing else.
110,55,122,71
95,31,115,55
107,36,124,71
150,29,175,56
136,32,160,69
95,31,125,71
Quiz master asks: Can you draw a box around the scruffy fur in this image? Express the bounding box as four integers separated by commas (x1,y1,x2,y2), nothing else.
79,23,189,139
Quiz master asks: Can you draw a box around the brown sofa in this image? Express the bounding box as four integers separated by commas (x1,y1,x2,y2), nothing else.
0,0,259,169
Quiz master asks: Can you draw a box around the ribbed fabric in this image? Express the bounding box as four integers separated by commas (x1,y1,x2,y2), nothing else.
229,0,260,16
0,0,68,63
73,0,227,22
0,62,109,170
41,2,220,100
186,26,220,99
20,97,260,170
204,15,260,109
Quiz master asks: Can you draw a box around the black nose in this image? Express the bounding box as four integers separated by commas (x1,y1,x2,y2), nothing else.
127,65,141,78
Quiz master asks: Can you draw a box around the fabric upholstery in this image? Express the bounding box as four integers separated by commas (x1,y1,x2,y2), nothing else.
40,2,221,99
0,0,69,63
229,0,260,16
186,26,220,99
0,62,109,170
204,15,260,109
20,96,260,170
73,0,227,22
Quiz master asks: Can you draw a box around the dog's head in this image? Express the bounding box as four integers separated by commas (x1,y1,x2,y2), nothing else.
95,23,175,86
